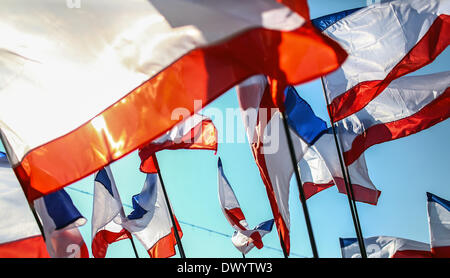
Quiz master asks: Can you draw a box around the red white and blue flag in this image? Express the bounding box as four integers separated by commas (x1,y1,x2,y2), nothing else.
315,0,449,123
231,219,274,255
139,114,218,173
427,192,450,258
34,189,89,258
0,152,49,258
0,0,346,202
339,236,432,258
218,157,273,253
91,166,131,258
122,171,183,258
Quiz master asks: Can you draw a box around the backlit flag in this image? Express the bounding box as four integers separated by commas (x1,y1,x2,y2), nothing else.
0,152,49,258
300,129,381,205
336,72,450,166
91,166,131,258
0,0,346,202
340,236,432,258
139,114,218,173
218,157,263,249
427,192,450,258
122,173,183,258
34,189,89,258
315,0,449,122
231,219,275,255
236,75,328,255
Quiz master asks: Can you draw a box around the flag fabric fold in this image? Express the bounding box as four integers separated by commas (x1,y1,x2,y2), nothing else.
91,166,130,258
0,152,49,258
0,0,347,202
122,172,183,258
34,189,89,258
218,157,270,251
139,114,218,173
339,236,432,258
427,192,450,258
319,0,449,122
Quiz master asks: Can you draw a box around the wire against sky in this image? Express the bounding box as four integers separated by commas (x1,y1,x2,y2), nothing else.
66,186,307,258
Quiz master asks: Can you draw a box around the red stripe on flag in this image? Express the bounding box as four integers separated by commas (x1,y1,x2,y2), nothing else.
329,14,450,122
303,181,335,200
224,208,247,231
343,88,450,166
91,229,131,258
392,249,433,258
148,216,183,258
431,246,450,258
334,177,381,205
13,24,346,202
0,236,49,258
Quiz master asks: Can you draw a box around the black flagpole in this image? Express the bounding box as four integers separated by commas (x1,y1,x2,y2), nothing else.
155,155,186,258
320,77,367,258
278,230,289,258
280,110,319,258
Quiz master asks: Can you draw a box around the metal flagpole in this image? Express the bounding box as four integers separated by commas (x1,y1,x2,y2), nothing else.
155,155,186,258
319,77,367,258
278,230,289,258
280,110,319,258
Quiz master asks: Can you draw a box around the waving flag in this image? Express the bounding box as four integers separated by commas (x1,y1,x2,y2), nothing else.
0,0,346,202
91,166,130,258
218,157,265,250
139,114,218,173
427,192,450,258
0,152,49,258
300,129,381,205
122,172,183,258
340,236,432,258
336,72,450,166
34,189,89,258
236,76,328,255
316,0,449,122
231,219,274,255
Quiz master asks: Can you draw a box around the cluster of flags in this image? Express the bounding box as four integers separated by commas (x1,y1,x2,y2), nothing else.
340,192,450,258
0,0,448,258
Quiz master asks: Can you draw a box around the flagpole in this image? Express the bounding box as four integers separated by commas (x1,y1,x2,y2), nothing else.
242,253,246,259
319,77,367,258
280,110,319,258
155,156,186,258
278,230,289,258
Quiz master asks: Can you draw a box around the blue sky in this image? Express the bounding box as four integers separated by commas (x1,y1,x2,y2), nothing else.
2,0,449,258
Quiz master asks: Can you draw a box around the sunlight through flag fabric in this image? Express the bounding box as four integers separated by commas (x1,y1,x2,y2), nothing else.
0,152,49,258
0,0,347,202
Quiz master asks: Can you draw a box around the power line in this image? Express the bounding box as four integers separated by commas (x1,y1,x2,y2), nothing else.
66,186,307,258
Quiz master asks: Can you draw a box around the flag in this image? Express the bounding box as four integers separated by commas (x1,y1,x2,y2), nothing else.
0,0,347,202
122,172,183,258
91,166,130,258
218,157,266,250
340,236,432,258
335,72,450,166
236,75,328,255
231,219,275,255
427,192,450,258
34,189,89,258
300,129,381,205
139,114,218,173
0,152,49,258
316,0,449,122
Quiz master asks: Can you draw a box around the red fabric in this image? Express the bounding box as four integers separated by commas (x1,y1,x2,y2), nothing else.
329,14,450,122
148,216,183,258
343,88,450,166
334,177,381,205
91,228,131,258
0,236,50,258
392,250,433,258
303,181,335,200
431,246,450,258
224,208,247,231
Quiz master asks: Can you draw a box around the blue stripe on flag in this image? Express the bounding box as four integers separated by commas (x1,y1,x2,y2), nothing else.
127,195,148,220
255,219,274,232
311,7,362,32
43,189,83,230
0,151,6,158
284,86,327,144
339,237,358,248
95,168,114,197
427,192,450,212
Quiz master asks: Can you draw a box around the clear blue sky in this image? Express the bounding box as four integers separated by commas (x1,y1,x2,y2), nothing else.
3,0,449,258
